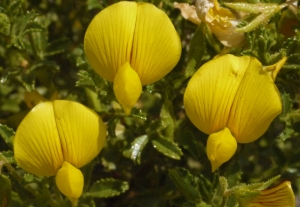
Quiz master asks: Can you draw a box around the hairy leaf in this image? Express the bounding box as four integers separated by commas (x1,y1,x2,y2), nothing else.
0,124,15,147
123,135,149,164
84,178,129,198
169,168,201,203
151,138,183,160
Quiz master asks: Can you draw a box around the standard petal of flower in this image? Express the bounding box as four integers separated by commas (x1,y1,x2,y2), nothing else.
113,62,142,115
56,161,84,206
53,100,106,168
14,102,64,176
249,181,295,207
84,1,137,82
184,55,249,134
227,57,282,143
130,2,182,85
207,127,237,172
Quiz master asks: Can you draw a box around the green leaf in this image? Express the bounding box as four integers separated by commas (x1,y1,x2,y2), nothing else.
0,124,15,147
279,93,295,140
86,0,104,10
209,176,227,206
76,70,97,90
123,135,149,165
68,47,88,68
11,11,39,37
185,24,206,78
281,93,293,117
246,175,281,191
21,73,35,92
169,168,201,204
219,177,228,194
9,0,23,13
1,151,15,164
182,202,212,207
225,175,281,206
23,174,34,183
28,60,59,73
45,37,70,56
107,115,120,138
151,138,183,160
176,130,205,160
84,178,129,198
0,13,10,36
23,21,45,34
159,100,176,139
0,174,11,207
225,196,239,207
85,88,102,112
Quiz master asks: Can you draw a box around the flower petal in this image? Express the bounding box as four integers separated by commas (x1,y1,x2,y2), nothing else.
249,181,295,207
208,24,245,47
84,1,137,82
207,127,237,172
53,100,106,168
184,55,249,134
227,57,282,143
113,62,142,115
56,161,83,206
174,2,201,25
14,102,64,176
130,2,182,85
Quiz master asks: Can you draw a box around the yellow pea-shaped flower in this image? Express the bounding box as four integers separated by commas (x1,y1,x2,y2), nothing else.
248,181,295,207
195,0,245,47
14,100,106,206
184,54,286,172
84,1,182,115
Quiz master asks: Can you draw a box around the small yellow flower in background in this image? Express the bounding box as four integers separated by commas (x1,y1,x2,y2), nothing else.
24,91,47,108
84,1,182,115
24,90,58,108
14,100,106,206
248,181,295,207
174,2,201,25
184,54,286,172
195,0,245,47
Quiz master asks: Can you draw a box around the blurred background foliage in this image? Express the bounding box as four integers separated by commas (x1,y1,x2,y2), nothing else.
0,0,300,206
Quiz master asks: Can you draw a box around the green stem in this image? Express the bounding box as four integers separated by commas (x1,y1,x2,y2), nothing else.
220,195,228,207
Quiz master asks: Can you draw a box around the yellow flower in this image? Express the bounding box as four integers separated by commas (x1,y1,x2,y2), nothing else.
195,0,245,47
174,2,201,25
248,181,295,207
14,100,106,206
184,54,286,171
84,1,182,115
